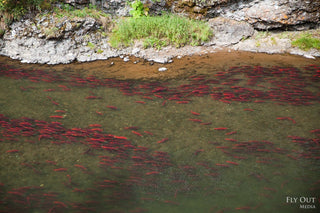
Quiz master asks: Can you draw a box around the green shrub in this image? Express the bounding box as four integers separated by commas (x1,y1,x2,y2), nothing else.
129,0,149,19
109,14,213,49
291,33,320,50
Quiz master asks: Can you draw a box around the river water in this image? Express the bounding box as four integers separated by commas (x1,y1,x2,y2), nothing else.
0,53,319,213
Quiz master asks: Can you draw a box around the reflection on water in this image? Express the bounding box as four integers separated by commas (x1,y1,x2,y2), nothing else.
0,58,319,213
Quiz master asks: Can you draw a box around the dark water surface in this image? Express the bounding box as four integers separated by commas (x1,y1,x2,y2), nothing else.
0,54,319,213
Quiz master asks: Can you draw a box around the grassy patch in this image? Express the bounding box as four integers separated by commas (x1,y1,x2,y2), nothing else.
109,14,213,49
52,4,108,19
291,33,320,50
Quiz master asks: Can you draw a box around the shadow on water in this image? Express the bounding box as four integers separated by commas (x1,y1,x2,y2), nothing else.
0,52,319,213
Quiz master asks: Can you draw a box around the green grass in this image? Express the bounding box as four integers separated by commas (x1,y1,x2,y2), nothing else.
53,4,108,19
109,14,213,49
291,33,320,50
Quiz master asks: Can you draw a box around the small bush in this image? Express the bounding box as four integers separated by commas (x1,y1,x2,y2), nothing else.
109,14,213,49
129,0,149,19
291,33,320,50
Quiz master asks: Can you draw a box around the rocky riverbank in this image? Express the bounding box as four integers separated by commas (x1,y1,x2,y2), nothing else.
0,0,319,65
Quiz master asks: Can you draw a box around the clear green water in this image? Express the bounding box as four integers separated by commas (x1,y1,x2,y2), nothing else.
0,61,319,213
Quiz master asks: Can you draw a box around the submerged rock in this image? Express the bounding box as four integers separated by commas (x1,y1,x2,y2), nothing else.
123,56,130,62
158,67,168,72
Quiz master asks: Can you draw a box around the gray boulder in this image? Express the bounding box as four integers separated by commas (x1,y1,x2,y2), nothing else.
208,0,320,30
207,17,255,46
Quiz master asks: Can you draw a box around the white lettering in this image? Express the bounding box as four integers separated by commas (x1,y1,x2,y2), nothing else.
300,204,316,209
286,196,298,203
310,197,316,203
299,197,316,203
286,197,291,203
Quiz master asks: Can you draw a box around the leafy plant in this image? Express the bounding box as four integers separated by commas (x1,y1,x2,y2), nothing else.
129,0,149,18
